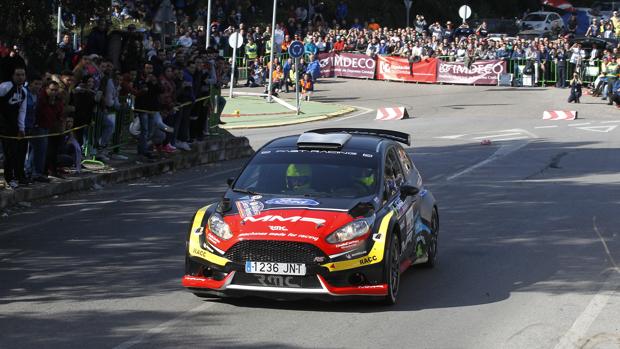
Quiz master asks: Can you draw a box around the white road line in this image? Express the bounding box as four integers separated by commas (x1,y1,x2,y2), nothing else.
473,133,522,140
488,136,530,142
0,166,242,238
435,134,467,139
601,120,620,124
331,106,373,121
446,137,531,181
568,123,591,127
534,125,558,129
113,302,215,349
553,217,619,349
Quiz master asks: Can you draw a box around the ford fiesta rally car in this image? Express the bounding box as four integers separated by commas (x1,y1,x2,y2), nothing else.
183,128,439,304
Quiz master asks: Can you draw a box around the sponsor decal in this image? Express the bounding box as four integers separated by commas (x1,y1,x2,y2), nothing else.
192,247,208,259
256,275,301,288
207,232,221,245
237,231,320,241
265,198,320,206
437,60,506,85
239,195,263,201
335,240,362,249
236,200,264,219
313,256,326,263
268,225,288,231
273,149,359,156
243,215,326,225
193,227,204,235
359,255,378,265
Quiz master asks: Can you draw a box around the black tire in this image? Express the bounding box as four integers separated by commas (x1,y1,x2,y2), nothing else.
383,233,401,305
422,207,439,268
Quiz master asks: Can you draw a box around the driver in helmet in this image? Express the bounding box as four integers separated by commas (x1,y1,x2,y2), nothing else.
286,164,312,191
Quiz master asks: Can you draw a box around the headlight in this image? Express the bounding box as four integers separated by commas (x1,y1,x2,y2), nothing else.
208,214,233,240
326,217,373,244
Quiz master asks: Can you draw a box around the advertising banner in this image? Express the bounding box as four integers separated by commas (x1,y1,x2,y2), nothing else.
437,60,507,85
375,56,438,83
318,53,376,79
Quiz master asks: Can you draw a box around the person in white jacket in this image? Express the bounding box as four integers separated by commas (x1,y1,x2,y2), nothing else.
0,66,28,188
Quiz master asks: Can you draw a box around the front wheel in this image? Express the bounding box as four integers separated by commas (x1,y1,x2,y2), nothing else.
383,234,401,305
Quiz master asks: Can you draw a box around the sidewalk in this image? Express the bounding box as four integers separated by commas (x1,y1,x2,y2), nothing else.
219,95,355,129
0,135,253,210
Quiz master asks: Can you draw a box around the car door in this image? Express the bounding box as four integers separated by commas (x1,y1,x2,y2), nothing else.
383,147,415,256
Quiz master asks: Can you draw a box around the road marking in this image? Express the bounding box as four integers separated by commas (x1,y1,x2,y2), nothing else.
568,123,591,127
535,125,558,129
576,125,617,133
113,301,215,349
332,106,373,121
0,166,242,238
601,120,620,124
435,134,467,139
553,217,619,349
446,135,532,181
473,132,522,140
488,136,530,142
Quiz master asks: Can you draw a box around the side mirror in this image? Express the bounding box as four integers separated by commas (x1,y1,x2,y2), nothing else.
400,184,420,197
226,177,235,187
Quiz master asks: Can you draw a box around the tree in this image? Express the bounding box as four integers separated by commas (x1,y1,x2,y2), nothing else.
0,0,55,72
62,0,110,41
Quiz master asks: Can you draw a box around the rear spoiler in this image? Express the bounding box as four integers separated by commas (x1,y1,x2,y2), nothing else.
307,128,411,146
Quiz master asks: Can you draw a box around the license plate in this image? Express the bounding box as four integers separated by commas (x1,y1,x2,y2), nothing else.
245,261,306,276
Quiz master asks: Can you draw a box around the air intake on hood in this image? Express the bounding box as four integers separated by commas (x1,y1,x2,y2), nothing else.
297,132,352,150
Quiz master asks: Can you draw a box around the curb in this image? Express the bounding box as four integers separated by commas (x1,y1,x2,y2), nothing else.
0,137,254,210
221,106,356,130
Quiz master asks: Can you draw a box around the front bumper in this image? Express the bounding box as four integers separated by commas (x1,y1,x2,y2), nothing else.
182,272,388,297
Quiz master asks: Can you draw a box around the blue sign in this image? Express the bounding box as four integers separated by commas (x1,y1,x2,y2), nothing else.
288,41,305,58
265,198,320,206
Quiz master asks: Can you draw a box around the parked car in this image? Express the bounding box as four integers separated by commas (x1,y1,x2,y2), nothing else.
520,11,565,33
569,36,619,53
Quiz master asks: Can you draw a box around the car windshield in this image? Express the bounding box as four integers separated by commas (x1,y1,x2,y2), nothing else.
524,14,547,21
233,149,379,198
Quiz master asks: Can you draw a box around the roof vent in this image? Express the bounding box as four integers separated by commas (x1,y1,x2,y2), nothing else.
297,132,352,150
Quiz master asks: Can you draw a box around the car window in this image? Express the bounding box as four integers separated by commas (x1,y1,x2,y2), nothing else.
384,148,404,199
397,146,413,175
524,14,546,21
234,149,379,198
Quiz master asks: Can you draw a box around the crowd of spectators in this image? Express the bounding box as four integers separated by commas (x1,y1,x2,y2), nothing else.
2,0,620,190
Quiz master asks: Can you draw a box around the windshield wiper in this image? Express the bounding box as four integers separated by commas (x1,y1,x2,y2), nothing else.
231,188,260,196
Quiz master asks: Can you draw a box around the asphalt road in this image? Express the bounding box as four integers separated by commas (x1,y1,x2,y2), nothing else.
1,79,620,349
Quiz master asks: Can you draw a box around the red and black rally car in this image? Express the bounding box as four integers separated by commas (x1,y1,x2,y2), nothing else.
183,128,439,304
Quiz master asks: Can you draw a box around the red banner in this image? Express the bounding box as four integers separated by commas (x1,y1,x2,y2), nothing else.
318,53,376,79
375,56,438,83
437,60,506,85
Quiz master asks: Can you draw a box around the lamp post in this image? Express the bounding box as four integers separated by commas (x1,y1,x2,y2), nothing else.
266,0,277,103
57,2,62,44
205,0,212,49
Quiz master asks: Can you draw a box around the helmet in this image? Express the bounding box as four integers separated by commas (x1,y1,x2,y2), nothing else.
286,164,311,190
356,168,375,187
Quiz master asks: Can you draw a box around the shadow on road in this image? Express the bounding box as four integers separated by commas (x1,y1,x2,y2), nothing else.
0,138,618,344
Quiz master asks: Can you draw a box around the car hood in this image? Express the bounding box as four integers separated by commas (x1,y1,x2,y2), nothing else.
211,193,377,255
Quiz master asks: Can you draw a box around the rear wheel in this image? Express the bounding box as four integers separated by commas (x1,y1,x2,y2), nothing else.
383,234,401,305
422,208,439,268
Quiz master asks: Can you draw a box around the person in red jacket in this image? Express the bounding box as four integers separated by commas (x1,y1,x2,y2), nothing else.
332,36,345,52
35,80,64,180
